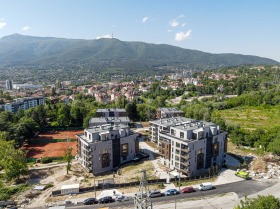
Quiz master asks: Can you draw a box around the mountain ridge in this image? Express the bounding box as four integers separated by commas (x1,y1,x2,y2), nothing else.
0,34,278,70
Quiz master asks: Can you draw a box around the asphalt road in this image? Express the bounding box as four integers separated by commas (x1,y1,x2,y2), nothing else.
66,180,275,209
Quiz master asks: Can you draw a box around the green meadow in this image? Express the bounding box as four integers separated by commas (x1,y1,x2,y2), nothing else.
217,105,280,130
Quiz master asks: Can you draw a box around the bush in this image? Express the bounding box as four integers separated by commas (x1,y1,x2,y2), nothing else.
44,183,54,190
41,157,53,164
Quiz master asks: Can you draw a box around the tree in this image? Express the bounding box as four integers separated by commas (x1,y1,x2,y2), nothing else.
0,139,28,181
64,145,73,175
234,195,280,209
126,100,139,121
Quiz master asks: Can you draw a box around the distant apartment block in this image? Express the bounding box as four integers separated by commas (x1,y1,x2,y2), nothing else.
6,80,13,90
76,124,139,174
96,108,128,118
150,117,227,177
0,97,45,113
156,107,185,119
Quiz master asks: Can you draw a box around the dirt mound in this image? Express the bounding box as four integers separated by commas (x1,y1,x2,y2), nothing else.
55,175,71,183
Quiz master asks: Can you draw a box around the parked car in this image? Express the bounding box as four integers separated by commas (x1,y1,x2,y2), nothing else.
198,182,213,191
64,200,72,205
115,195,129,202
98,196,115,204
149,190,164,198
181,186,195,193
83,198,98,205
235,170,250,180
165,189,180,196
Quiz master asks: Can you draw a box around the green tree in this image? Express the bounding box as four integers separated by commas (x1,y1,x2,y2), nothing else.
64,145,73,175
126,100,139,121
234,195,280,209
0,139,28,181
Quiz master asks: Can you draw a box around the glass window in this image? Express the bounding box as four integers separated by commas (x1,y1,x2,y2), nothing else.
180,132,184,139
102,153,110,168
121,143,128,157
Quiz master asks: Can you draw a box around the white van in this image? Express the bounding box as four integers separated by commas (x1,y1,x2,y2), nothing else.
198,182,213,191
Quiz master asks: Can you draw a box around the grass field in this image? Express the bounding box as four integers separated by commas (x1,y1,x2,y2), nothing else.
217,105,280,130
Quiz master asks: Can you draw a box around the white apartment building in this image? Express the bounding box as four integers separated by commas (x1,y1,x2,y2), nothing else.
76,124,139,174
150,117,227,177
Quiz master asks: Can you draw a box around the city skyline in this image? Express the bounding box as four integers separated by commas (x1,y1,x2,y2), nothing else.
0,0,279,62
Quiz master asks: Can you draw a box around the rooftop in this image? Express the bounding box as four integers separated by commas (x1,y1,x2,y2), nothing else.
150,117,216,131
85,124,129,134
96,108,126,113
89,117,130,125
159,107,184,113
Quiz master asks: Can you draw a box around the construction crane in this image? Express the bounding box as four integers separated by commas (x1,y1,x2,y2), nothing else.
134,170,153,209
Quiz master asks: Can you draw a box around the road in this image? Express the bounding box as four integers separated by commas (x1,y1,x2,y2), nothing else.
65,180,275,209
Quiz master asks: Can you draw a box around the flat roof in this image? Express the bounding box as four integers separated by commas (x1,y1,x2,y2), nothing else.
150,117,216,131
96,108,126,112
89,117,130,124
86,124,129,134
61,184,79,190
159,107,184,113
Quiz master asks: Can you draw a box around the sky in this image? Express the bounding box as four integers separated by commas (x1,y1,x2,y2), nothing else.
0,0,279,62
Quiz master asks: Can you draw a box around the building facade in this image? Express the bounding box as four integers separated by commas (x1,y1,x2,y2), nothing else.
96,108,128,118
156,108,185,119
76,124,139,174
0,96,45,113
5,80,13,90
150,117,227,177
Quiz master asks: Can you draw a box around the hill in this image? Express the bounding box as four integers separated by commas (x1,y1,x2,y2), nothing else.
0,34,278,72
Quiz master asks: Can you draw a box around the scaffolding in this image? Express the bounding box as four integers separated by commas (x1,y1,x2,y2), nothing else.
134,170,153,209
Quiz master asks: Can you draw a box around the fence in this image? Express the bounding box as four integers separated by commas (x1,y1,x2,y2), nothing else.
51,172,218,196
43,127,83,131
29,138,76,144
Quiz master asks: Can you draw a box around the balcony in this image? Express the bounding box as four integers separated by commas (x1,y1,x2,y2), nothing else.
180,161,190,167
181,148,190,153
181,168,190,174
181,155,190,160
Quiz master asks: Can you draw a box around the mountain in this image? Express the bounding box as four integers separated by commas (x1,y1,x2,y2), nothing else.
0,34,278,70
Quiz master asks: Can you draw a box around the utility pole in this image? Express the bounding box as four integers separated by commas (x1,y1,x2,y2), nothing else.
134,170,153,209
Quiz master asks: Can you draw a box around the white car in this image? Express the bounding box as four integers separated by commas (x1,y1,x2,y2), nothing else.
198,182,213,191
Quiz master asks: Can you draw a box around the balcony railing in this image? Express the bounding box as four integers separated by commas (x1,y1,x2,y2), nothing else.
180,161,190,167
181,148,190,153
181,155,190,160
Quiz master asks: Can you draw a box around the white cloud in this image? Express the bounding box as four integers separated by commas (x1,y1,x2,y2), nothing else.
142,16,148,23
175,30,192,41
96,34,112,39
167,29,172,33
169,19,179,27
0,19,7,29
181,22,187,27
177,14,185,18
22,26,31,31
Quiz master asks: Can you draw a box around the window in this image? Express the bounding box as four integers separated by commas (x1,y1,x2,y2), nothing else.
176,142,180,148
171,129,175,136
197,153,204,169
102,153,110,168
121,143,128,157
180,132,184,139
212,142,219,156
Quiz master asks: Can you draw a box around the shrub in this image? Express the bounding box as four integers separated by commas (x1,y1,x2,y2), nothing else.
41,157,53,164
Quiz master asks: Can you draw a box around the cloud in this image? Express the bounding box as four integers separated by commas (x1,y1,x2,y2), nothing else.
169,19,179,27
0,19,7,29
22,26,31,31
175,30,192,41
96,34,112,39
177,14,185,18
142,16,148,23
181,22,187,27
167,29,172,33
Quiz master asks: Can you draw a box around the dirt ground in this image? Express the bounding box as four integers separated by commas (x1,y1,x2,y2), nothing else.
34,130,83,140
23,142,77,158
22,130,83,158
20,159,157,208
